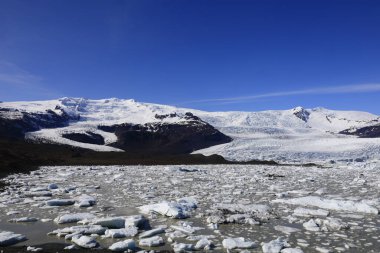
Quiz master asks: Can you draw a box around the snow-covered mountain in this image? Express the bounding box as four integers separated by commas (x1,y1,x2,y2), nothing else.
1,97,380,163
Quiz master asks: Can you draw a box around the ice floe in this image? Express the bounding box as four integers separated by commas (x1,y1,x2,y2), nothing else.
273,196,378,214
91,216,125,228
139,235,164,247
46,199,75,206
0,231,27,246
222,237,256,250
75,194,96,207
104,227,138,238
262,237,290,253
109,239,136,251
139,198,197,219
48,225,106,236
54,213,95,224
293,207,330,217
71,235,99,248
8,217,38,223
139,227,165,239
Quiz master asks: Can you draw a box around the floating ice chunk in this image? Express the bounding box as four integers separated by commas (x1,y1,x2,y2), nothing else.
262,237,290,253
177,196,197,210
216,203,271,215
281,248,304,253
104,227,138,238
8,217,38,223
315,246,333,253
303,219,321,232
46,199,75,206
272,196,378,214
187,235,216,241
321,217,349,231
139,235,164,247
206,215,226,224
274,225,301,234
26,246,43,252
91,217,125,229
170,224,202,235
75,194,96,207
351,177,366,185
109,239,136,252
6,211,21,216
47,183,58,190
303,217,349,232
54,213,95,224
226,214,250,223
33,196,51,201
207,223,218,230
173,242,195,252
210,203,273,223
25,191,52,197
63,186,77,193
63,244,77,250
139,201,191,219
166,230,187,240
195,238,214,250
293,207,329,217
222,237,256,250
0,231,27,246
71,235,98,248
314,188,326,195
30,187,48,192
49,225,106,235
65,231,83,241
139,227,165,239
275,192,290,198
124,215,147,228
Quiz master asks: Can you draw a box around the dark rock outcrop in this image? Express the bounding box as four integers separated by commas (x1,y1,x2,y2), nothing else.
0,108,75,140
340,124,380,138
99,113,232,154
62,132,105,145
292,107,310,122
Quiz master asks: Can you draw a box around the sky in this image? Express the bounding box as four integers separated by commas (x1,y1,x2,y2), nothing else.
1,0,380,114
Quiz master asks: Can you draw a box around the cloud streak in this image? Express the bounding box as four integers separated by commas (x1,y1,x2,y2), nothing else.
0,61,63,100
0,61,42,87
180,84,380,105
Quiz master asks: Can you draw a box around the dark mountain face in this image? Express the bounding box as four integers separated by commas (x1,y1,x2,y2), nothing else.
0,108,76,140
98,113,232,154
340,124,380,138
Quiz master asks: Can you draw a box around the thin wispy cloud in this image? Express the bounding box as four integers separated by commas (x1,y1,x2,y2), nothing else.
179,84,380,105
0,61,63,100
0,61,42,86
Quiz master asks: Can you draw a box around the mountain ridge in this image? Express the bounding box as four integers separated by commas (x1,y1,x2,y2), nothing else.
1,97,380,163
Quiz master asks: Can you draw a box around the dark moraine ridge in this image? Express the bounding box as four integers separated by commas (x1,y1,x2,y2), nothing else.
0,138,277,180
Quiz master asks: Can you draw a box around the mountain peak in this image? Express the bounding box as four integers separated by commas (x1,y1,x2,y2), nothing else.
291,106,310,122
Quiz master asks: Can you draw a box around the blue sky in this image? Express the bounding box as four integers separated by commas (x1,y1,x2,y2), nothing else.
1,0,380,114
